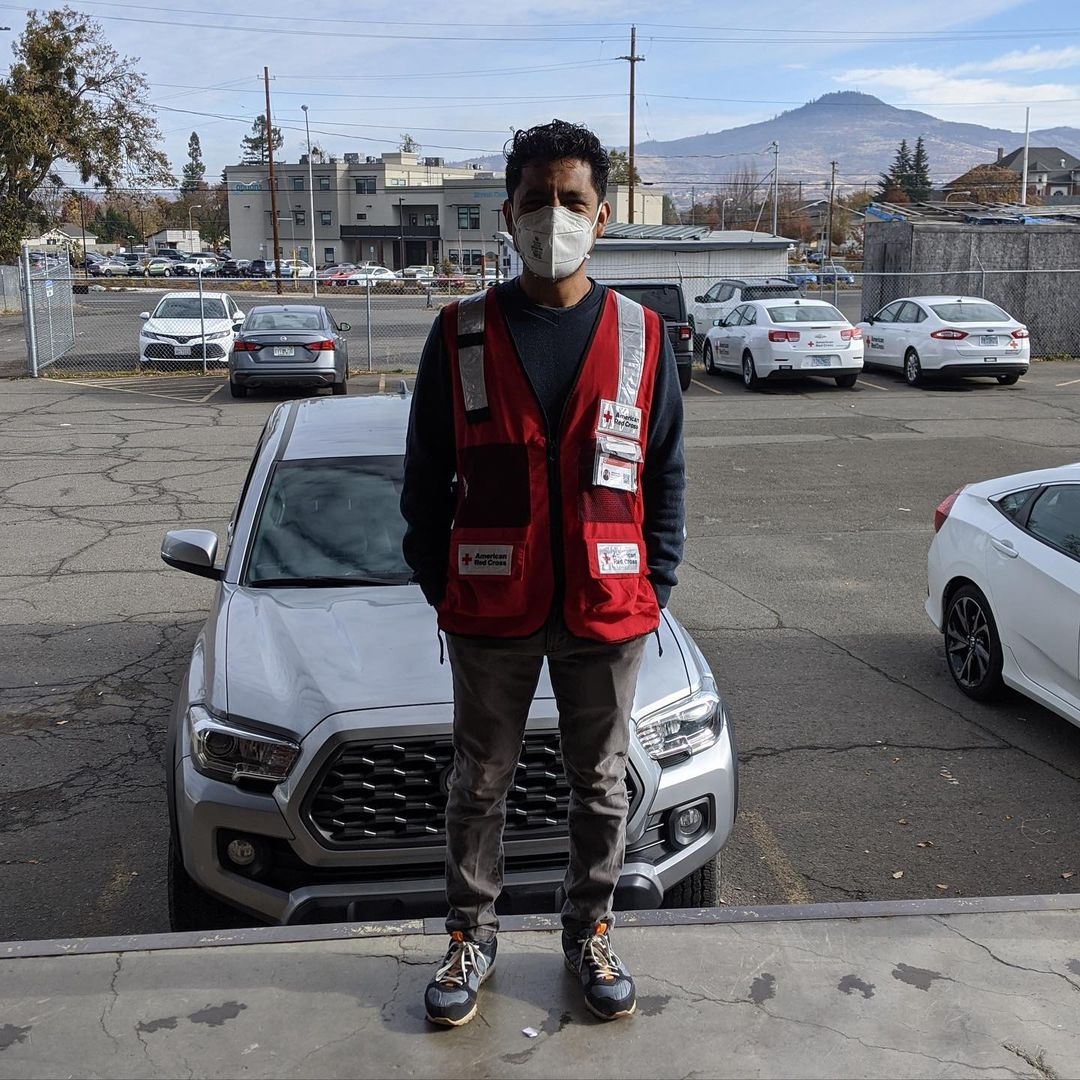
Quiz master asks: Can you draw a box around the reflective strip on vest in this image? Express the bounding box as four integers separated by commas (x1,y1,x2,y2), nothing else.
454,288,646,417
456,293,488,418
612,291,646,407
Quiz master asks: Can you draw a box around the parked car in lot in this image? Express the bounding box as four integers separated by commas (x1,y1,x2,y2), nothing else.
143,257,177,277
703,298,863,390
601,280,694,392
344,265,397,285
219,259,251,278
317,263,356,284
786,267,818,287
399,264,436,283
277,259,315,280
229,304,350,397
857,296,1030,387
926,462,1080,728
160,393,737,929
87,256,130,278
138,291,245,369
247,258,274,278
689,278,803,345
174,256,220,277
815,263,856,286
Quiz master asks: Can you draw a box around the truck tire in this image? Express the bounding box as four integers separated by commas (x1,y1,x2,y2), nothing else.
678,363,692,392
168,833,249,932
663,855,720,908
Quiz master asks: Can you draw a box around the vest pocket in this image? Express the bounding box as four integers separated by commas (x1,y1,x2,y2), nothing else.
579,535,655,621
441,529,530,618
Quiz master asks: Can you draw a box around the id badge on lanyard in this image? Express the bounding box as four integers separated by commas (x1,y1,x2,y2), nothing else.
592,433,642,493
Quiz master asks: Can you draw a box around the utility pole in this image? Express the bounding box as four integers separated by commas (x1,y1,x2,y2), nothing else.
771,140,780,235
618,25,645,224
1020,105,1031,207
265,66,282,297
825,160,838,261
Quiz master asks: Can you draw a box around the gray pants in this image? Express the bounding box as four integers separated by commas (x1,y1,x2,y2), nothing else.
444,615,648,941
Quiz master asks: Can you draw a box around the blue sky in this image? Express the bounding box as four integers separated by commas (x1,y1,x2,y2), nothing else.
2,0,1078,187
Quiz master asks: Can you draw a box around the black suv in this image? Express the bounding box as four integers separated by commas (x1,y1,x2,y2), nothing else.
600,281,693,391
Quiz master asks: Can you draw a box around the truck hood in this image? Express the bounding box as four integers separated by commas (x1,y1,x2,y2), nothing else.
222,584,692,740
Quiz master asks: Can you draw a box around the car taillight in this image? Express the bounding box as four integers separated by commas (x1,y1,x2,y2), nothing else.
678,326,691,340
930,329,968,340
933,488,965,533
305,340,335,351
232,341,259,351
768,330,800,342
1011,328,1030,339
840,327,861,340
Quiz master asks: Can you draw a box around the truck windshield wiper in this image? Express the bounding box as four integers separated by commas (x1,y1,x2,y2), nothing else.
246,575,408,588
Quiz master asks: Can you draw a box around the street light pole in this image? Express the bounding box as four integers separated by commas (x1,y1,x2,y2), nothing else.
301,104,318,298
398,196,405,272
188,204,201,254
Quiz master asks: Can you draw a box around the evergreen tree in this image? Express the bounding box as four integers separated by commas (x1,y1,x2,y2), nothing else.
240,116,283,166
909,136,931,201
400,133,420,154
877,138,914,201
181,131,205,193
607,150,641,185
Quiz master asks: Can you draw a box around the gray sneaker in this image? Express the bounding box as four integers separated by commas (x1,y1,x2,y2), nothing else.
424,932,497,1027
563,921,636,1020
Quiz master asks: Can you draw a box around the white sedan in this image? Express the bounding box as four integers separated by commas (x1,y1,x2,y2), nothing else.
138,291,245,368
857,295,1030,387
702,298,864,390
345,266,397,286
926,462,1080,728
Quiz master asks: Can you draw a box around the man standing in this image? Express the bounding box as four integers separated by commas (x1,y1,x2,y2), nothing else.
401,119,685,1026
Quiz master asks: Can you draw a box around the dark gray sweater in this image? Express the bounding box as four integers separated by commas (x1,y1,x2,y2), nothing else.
401,279,685,611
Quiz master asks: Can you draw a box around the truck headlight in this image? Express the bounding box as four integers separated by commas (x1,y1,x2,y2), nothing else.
635,676,723,764
187,705,300,785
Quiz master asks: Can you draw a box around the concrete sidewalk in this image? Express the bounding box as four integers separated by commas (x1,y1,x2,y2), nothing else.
2,896,1078,1079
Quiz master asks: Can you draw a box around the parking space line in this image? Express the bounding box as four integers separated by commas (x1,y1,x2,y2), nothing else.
742,810,813,904
691,378,723,395
1055,377,1080,387
196,382,226,403
857,377,892,390
378,373,386,393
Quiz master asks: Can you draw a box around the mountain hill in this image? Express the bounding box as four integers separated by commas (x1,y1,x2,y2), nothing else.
633,92,1080,200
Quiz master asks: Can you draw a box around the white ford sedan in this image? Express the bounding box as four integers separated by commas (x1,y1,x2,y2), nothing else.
926,462,1080,728
858,295,1030,387
702,298,864,390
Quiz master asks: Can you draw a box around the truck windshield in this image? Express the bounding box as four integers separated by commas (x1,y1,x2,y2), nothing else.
606,285,683,322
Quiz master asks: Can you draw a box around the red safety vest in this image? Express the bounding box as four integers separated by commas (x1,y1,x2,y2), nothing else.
437,286,662,642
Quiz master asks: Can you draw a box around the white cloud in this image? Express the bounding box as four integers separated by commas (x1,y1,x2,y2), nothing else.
955,45,1080,75
838,64,1080,129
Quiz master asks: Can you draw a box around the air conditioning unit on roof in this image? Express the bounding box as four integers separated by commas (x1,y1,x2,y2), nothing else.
344,153,359,164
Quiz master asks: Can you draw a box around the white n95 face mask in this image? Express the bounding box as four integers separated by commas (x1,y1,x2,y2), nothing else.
512,204,601,281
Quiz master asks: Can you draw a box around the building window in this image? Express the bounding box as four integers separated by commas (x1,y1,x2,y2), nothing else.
409,214,418,226
318,176,331,191
292,176,304,191
424,213,437,226
294,210,305,226
356,213,367,221
299,247,309,263
355,177,376,194
320,211,333,226
457,206,481,230
324,247,335,263
388,177,406,186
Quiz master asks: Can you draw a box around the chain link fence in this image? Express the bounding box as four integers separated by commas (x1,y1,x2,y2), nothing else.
13,262,1080,378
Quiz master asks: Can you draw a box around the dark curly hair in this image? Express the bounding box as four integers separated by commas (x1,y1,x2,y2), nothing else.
504,119,610,202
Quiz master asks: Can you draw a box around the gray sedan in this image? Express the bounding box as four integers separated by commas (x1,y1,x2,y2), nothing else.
228,304,351,398
160,394,738,930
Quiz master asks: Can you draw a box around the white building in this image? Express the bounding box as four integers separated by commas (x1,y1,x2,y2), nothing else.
225,150,664,268
146,227,202,255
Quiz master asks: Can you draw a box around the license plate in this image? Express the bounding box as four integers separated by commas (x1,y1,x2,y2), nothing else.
273,346,295,357
980,336,998,346
984,356,997,362
174,345,191,357
808,355,833,367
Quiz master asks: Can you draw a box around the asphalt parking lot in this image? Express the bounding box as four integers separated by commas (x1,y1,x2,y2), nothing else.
2,360,1079,943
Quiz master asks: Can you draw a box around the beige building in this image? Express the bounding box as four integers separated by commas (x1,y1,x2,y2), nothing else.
225,150,663,268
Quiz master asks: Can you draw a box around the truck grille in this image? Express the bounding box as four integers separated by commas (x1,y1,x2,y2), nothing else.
304,735,640,849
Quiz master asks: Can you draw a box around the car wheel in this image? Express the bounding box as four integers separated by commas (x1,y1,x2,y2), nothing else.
167,832,248,932
944,584,1005,701
742,351,762,391
703,341,717,375
663,855,720,908
229,380,246,398
678,363,692,392
332,375,348,396
904,348,924,387
997,373,1021,385
835,373,858,388
163,269,171,277
104,270,113,278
